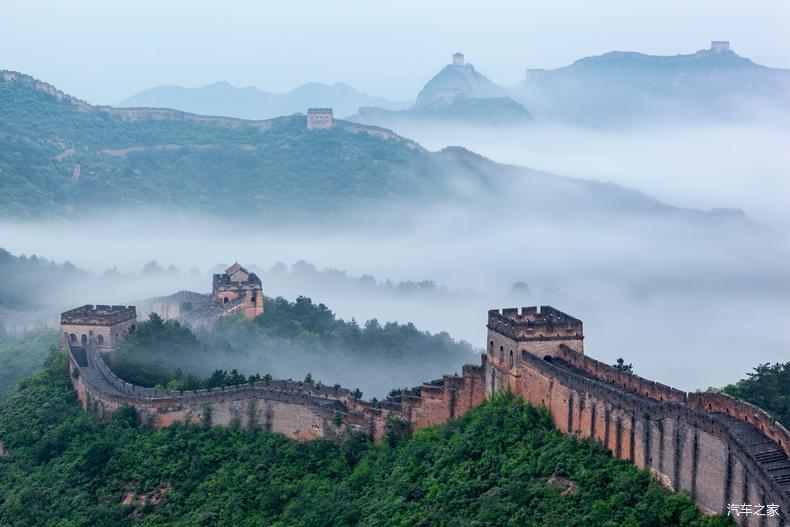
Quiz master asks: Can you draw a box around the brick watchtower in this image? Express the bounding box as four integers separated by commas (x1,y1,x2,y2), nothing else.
487,306,583,368
61,305,137,355
306,108,333,130
212,262,264,320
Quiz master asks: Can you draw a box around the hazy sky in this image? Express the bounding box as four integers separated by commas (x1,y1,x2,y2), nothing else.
3,0,790,104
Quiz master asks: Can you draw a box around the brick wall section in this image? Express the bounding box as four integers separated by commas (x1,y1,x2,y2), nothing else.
65,333,487,443
689,392,790,458
510,349,788,525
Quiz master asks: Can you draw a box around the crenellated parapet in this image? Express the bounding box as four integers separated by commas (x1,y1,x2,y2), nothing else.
689,392,790,458
553,344,687,403
487,306,583,342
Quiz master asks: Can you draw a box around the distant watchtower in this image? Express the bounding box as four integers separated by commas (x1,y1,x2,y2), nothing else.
307,108,333,130
710,41,730,53
61,305,137,355
452,52,465,66
212,262,264,319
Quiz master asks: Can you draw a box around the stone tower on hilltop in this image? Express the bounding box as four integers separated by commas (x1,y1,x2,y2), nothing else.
306,108,333,130
61,304,137,355
486,306,583,389
710,41,730,53
211,262,264,319
452,52,465,66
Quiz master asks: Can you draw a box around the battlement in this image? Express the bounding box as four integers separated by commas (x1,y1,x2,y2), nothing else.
452,52,464,66
61,305,137,326
488,306,583,341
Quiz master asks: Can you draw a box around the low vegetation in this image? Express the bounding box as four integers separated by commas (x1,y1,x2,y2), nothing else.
0,350,732,526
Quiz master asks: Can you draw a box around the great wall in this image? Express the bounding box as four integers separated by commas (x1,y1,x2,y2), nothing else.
52,266,789,525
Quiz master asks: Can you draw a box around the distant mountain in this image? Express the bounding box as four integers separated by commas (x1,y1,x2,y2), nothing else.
352,55,531,126
413,61,506,108
0,70,736,224
355,97,532,126
512,43,790,125
118,80,408,119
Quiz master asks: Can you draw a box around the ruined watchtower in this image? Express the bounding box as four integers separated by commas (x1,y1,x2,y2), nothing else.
306,108,333,130
61,305,137,355
487,305,583,368
452,52,465,66
212,262,264,320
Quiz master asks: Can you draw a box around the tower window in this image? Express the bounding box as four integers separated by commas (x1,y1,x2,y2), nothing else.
499,346,504,362
223,297,229,304
97,335,104,344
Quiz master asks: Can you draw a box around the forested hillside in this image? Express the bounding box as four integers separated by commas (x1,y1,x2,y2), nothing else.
0,351,732,526
0,248,85,310
1,71,719,223
110,295,475,398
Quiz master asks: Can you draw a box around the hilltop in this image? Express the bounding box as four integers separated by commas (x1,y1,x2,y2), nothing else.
353,56,532,125
353,45,790,127
512,44,790,125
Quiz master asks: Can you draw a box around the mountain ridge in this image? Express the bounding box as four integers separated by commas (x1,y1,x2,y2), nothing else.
0,70,742,224
118,79,408,120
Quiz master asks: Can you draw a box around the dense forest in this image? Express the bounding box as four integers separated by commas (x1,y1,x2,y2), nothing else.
0,248,85,310
109,295,475,397
0,72,442,220
0,328,57,400
0,351,733,527
0,71,698,223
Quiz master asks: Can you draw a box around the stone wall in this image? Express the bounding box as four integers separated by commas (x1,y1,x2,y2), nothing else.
507,350,788,525
65,333,487,443
62,307,788,524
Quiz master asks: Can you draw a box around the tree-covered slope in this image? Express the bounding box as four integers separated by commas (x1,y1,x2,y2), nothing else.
110,295,476,399
0,72,442,219
0,351,732,526
0,328,57,401
0,71,737,223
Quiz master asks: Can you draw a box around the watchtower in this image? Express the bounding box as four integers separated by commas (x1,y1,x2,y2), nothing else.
306,108,333,130
486,305,583,371
212,262,264,319
452,52,465,66
710,41,730,53
61,305,137,355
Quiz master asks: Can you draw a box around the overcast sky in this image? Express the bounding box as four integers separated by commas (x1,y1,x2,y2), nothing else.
3,0,790,104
